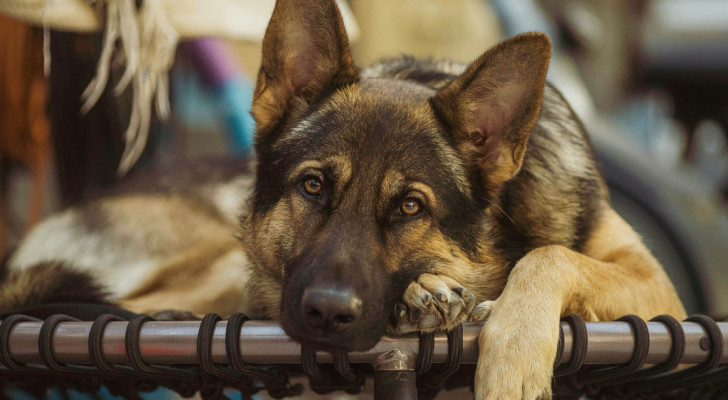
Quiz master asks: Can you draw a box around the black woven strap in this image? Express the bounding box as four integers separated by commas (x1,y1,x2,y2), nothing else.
0,314,47,374
196,313,238,399
670,365,728,390
198,313,263,398
197,313,239,382
416,331,435,377
226,313,302,398
641,314,686,375
578,315,650,387
625,314,723,396
555,314,588,377
417,324,463,398
125,314,200,398
125,314,199,381
333,350,360,383
88,313,153,398
301,346,324,381
300,346,364,395
89,314,144,378
39,313,102,377
226,313,276,381
598,314,686,399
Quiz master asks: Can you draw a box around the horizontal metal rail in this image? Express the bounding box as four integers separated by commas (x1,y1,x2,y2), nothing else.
4,320,728,366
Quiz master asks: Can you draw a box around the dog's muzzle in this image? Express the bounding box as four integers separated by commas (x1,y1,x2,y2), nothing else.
301,286,363,334
281,264,392,351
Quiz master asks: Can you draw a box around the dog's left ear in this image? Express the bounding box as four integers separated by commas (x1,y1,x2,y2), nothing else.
252,0,359,138
431,33,551,195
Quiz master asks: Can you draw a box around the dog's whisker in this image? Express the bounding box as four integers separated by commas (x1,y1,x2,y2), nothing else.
486,199,515,224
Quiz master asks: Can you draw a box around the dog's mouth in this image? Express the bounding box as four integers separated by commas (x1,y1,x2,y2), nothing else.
286,332,349,352
281,315,386,352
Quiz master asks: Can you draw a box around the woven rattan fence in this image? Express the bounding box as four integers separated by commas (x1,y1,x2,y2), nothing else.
1,310,727,399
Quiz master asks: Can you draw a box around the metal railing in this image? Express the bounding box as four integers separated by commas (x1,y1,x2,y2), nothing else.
2,312,728,399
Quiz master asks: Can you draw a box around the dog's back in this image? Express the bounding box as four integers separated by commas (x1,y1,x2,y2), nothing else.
2,157,255,315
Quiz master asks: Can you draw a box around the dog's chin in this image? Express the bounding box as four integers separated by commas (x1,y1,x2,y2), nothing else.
288,334,378,353
281,319,385,353
290,333,382,353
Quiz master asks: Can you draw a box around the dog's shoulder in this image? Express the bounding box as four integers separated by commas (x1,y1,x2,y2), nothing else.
493,84,610,265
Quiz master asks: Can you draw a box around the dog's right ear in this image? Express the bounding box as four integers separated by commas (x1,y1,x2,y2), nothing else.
252,0,358,138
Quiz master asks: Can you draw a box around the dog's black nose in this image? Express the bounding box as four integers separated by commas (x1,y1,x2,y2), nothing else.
302,286,362,333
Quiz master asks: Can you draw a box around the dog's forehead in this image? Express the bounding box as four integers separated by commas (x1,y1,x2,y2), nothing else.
278,79,471,195
359,77,435,100
299,78,438,144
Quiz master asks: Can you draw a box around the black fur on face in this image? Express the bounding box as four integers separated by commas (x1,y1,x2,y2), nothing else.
252,79,487,351
279,217,393,350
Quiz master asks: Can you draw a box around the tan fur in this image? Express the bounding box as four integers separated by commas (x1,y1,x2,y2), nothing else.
397,207,685,400
119,237,254,316
240,201,288,318
459,207,685,399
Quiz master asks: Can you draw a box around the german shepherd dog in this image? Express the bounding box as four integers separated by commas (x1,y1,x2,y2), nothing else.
2,0,686,398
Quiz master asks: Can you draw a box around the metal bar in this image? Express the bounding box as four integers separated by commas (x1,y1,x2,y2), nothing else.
3,321,728,366
373,349,417,400
374,371,418,400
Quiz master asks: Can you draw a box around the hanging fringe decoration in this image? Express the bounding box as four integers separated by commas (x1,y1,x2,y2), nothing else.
117,0,178,175
8,0,361,176
41,0,59,76
78,0,178,176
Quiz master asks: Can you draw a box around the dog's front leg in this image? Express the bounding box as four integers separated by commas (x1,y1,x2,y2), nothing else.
472,225,686,399
472,246,567,400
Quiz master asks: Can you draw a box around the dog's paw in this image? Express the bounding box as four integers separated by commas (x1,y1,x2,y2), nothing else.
389,274,476,334
473,300,559,400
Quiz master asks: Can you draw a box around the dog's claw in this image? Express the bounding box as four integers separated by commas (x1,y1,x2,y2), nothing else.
422,292,432,306
470,300,495,322
448,300,463,321
389,273,476,334
462,288,474,303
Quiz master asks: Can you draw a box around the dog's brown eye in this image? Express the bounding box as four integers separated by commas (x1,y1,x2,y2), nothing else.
400,199,421,216
303,177,323,196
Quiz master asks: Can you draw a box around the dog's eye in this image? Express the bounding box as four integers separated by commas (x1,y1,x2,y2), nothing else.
302,177,323,196
400,199,422,216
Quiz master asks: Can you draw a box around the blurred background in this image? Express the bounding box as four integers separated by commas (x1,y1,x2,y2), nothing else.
1,0,727,318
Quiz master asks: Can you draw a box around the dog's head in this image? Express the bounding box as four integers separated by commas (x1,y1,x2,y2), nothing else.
244,0,551,351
